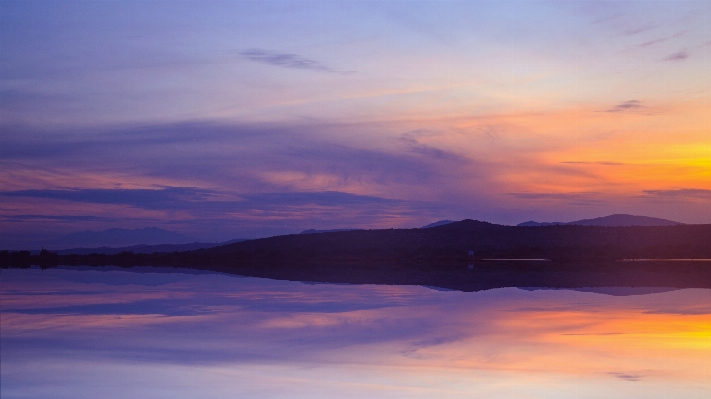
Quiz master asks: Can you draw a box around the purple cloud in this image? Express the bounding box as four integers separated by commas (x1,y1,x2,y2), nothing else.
506,192,606,207
663,50,689,61
1,215,119,223
240,48,352,74
0,188,427,213
638,33,683,48
606,100,645,113
624,25,656,36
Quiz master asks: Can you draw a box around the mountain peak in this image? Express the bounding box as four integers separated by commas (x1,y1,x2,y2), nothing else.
420,220,456,228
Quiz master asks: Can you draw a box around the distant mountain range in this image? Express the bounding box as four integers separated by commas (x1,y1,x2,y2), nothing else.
301,229,362,234
8,219,711,291
292,215,682,236
37,227,196,250
200,219,710,262
421,220,456,228
49,239,248,255
517,214,683,227
13,215,683,251
301,220,457,234
402,215,681,229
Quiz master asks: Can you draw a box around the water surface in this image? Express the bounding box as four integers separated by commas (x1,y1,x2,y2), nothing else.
2,267,710,398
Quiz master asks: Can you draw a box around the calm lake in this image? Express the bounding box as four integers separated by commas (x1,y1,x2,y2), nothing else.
2,267,710,398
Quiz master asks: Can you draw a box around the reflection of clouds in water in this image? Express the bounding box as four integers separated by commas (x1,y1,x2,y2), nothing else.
2,268,711,398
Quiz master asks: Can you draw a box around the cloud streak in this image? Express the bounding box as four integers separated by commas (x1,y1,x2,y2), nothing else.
0,187,211,209
605,100,645,113
240,48,352,74
1,215,119,223
507,192,607,207
663,50,689,61
0,187,423,213
607,372,644,382
642,189,711,199
561,161,625,166
638,33,683,48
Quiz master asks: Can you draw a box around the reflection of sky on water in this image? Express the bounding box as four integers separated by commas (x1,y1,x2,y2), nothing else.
2,268,710,399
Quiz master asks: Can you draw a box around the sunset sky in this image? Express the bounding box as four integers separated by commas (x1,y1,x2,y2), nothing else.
1,1,710,245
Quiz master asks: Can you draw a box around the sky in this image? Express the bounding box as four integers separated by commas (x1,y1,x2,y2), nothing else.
1,1,710,245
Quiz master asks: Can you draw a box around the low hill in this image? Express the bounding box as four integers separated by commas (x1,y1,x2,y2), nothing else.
6,221,711,291
517,214,682,227
199,219,710,262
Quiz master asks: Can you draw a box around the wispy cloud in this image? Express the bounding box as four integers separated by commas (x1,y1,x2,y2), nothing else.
606,100,645,113
624,25,656,36
240,48,352,74
607,372,644,382
0,187,438,224
638,33,683,48
644,307,711,315
506,192,606,206
663,50,689,61
642,188,711,199
561,161,625,166
23,188,427,212
0,187,211,210
399,132,465,162
1,121,451,191
1,215,118,223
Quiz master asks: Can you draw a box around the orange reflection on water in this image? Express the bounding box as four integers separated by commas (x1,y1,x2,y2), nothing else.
2,269,710,398
445,307,711,383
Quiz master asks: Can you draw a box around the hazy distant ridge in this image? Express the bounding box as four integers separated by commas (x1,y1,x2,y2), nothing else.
301,229,361,234
40,227,195,250
517,214,682,227
421,220,456,228
51,239,248,255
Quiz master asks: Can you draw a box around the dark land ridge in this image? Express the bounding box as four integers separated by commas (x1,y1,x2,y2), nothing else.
3,220,711,291
517,214,682,227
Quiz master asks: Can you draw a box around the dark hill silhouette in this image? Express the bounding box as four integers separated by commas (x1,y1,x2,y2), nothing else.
6,220,711,292
518,214,682,227
567,214,682,226
201,219,710,262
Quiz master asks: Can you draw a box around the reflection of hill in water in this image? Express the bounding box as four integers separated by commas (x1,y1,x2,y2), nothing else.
45,266,701,296
37,262,711,293
519,287,681,296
